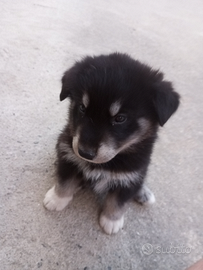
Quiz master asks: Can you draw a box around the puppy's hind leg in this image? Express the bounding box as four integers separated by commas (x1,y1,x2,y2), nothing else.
134,184,156,205
43,161,82,211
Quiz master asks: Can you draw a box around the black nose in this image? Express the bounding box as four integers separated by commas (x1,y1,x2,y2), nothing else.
78,148,96,160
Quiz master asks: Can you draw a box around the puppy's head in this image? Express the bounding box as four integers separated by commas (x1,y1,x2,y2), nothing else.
60,53,180,164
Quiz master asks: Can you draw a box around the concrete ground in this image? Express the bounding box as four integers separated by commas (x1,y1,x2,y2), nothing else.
0,0,202,269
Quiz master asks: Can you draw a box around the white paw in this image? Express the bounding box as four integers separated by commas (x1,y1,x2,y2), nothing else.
43,186,72,211
135,185,156,205
99,214,124,235
145,190,156,205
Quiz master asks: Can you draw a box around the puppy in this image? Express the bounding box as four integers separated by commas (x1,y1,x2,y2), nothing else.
44,53,180,234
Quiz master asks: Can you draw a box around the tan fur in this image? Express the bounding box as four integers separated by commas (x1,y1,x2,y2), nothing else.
101,191,127,221
55,178,81,198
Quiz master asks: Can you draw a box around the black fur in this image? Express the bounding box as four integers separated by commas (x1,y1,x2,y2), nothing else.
52,53,180,233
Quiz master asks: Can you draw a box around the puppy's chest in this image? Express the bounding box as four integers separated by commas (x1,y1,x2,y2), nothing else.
79,162,142,194
60,141,141,193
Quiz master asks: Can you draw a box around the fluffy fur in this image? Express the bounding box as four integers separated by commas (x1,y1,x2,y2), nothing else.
44,53,180,234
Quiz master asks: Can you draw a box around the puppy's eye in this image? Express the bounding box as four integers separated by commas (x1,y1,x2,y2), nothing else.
112,114,127,125
79,104,86,114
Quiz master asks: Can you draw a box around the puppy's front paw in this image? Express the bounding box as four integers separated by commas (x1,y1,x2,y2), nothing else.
99,214,124,235
43,186,72,211
134,185,155,205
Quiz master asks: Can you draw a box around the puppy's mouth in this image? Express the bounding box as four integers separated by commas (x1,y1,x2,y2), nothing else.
72,136,116,164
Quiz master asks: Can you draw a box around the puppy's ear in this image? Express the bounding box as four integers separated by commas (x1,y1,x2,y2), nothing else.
60,70,73,101
153,81,180,126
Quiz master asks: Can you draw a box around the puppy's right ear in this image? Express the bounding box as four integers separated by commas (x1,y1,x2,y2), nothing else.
60,70,73,101
153,81,180,126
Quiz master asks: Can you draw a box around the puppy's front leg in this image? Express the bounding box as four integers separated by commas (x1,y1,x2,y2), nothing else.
99,186,139,235
99,192,124,235
100,184,156,234
43,160,81,211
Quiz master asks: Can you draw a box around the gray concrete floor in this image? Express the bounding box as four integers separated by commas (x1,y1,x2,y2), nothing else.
0,0,203,269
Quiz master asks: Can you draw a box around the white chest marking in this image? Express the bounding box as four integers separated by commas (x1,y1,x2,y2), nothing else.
59,142,142,193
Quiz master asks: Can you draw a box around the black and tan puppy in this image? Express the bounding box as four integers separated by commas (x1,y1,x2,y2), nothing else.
44,53,180,234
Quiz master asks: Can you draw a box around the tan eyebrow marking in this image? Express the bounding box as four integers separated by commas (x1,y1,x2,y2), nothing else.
82,93,89,107
109,101,121,116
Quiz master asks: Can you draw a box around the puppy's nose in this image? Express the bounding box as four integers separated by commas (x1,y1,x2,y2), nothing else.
78,148,96,160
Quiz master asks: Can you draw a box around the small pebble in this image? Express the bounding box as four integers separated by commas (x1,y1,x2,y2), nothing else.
37,261,42,268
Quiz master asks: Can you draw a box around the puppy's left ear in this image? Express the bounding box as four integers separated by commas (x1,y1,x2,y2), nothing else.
60,69,74,101
153,81,180,126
